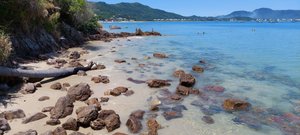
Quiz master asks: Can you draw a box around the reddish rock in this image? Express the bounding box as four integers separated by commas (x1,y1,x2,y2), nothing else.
204,85,225,93
46,119,61,126
77,105,98,126
130,110,145,120
176,85,191,96
53,127,67,135
189,89,201,95
146,79,171,88
98,110,116,120
192,65,204,73
50,82,62,90
223,99,251,111
153,53,168,58
147,118,160,135
50,96,74,119
1,109,26,120
162,111,183,120
90,118,106,130
91,76,110,84
62,118,78,131
170,94,182,100
22,112,47,124
173,70,185,78
67,83,92,101
179,74,196,87
104,113,121,132
85,98,101,111
126,117,142,133
110,87,128,96
38,96,50,101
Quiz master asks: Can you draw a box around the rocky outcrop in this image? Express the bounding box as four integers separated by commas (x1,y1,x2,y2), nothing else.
67,83,92,101
223,99,251,111
22,112,47,124
146,79,171,88
50,96,74,119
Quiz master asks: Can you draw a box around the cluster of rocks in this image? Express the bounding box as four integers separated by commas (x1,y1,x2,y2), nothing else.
91,75,110,84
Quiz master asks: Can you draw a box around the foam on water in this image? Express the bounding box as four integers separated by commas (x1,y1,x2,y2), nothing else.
101,22,300,135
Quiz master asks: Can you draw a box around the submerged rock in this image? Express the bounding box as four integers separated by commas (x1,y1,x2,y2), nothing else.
202,116,214,124
127,78,145,84
1,109,26,120
203,85,225,93
173,70,185,78
176,85,191,96
223,99,251,111
126,117,142,133
162,111,183,120
22,112,47,124
146,79,171,88
50,96,74,119
67,83,92,101
114,59,126,63
124,90,135,96
147,118,160,135
153,53,168,58
179,74,196,87
130,110,145,120
192,65,204,73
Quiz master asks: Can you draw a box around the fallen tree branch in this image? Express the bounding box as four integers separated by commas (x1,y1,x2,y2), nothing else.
0,62,94,78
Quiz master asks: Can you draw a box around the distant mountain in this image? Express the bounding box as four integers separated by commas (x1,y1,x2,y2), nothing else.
89,2,185,21
220,8,300,19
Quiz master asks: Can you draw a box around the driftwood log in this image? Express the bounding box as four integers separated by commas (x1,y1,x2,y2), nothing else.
0,62,94,78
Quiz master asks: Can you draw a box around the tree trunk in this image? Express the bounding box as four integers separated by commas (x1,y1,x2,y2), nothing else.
0,62,94,78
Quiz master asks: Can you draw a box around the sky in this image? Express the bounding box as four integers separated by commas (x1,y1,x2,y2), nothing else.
88,0,300,16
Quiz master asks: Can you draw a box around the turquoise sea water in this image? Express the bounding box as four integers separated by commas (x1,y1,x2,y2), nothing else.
103,22,300,135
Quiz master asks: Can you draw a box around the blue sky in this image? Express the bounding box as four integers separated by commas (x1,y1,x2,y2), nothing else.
88,0,300,16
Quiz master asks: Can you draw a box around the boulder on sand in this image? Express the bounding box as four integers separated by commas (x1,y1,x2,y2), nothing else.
67,83,92,101
0,118,10,133
22,112,47,124
1,109,26,120
110,87,128,96
126,117,142,133
50,96,74,119
62,118,78,131
77,105,98,127
20,83,36,94
50,82,62,90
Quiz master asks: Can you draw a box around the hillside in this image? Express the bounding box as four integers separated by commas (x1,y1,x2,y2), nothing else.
90,2,185,21
221,8,300,19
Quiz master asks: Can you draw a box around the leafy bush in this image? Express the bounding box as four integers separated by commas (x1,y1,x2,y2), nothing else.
0,30,12,63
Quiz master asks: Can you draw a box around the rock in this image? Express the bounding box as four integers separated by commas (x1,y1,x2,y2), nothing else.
46,119,61,126
162,111,183,120
62,118,78,131
202,116,214,124
53,127,67,135
69,132,86,135
69,61,83,68
22,112,47,124
77,70,87,76
127,78,145,84
91,64,106,70
192,65,204,73
179,74,196,87
199,60,206,64
50,96,74,119
21,83,36,94
67,83,92,101
100,97,109,102
47,59,56,65
50,82,62,90
56,59,67,64
203,85,225,93
92,76,110,84
0,118,10,133
176,85,191,96
98,110,116,120
114,59,126,63
124,90,134,96
13,129,37,135
223,99,251,111
62,83,71,87
113,132,128,135
126,117,142,133
153,53,168,58
146,79,171,88
42,106,54,112
130,110,145,120
38,96,50,101
170,94,182,100
77,105,98,126
110,87,128,96
189,89,201,95
34,82,42,87
85,98,101,110
90,118,106,130
150,98,161,111
1,109,26,120
147,118,160,135
173,70,185,78
104,113,121,132
69,51,80,59
40,130,53,135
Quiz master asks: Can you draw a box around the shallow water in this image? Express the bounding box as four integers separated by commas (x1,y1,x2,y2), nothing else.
102,22,300,135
